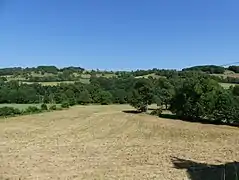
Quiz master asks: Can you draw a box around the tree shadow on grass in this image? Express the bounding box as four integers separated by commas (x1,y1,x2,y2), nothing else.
159,113,179,119
172,157,239,180
122,110,142,114
159,113,239,127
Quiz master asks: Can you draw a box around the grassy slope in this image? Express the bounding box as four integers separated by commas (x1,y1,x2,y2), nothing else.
0,105,238,179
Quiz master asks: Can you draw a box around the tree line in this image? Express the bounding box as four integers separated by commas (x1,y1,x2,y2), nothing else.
0,66,85,76
129,74,239,125
0,104,70,117
1,65,239,85
0,71,238,124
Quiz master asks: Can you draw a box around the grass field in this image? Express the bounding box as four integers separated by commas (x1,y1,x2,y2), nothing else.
135,73,165,79
212,71,239,79
22,81,76,86
22,79,90,86
0,105,238,179
0,104,60,110
219,83,237,89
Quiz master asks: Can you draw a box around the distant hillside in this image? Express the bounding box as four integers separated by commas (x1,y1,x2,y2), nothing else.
0,65,239,87
182,65,225,74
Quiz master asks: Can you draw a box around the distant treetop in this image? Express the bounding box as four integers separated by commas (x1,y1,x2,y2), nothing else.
182,65,225,74
0,66,85,76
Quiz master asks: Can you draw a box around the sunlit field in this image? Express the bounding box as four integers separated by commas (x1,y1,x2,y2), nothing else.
0,105,238,179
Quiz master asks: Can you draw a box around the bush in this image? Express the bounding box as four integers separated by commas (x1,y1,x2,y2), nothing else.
98,91,113,105
68,98,76,106
56,107,63,111
77,90,91,105
49,104,57,110
61,102,70,108
0,107,21,117
24,106,41,114
232,85,239,96
150,108,163,116
41,103,48,111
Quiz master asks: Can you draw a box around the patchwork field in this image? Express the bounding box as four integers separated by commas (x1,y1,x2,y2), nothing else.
0,105,238,179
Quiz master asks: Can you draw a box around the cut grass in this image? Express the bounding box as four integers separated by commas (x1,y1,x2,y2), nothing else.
0,105,238,179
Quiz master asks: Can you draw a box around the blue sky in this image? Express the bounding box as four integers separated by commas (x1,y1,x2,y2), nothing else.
1,0,239,70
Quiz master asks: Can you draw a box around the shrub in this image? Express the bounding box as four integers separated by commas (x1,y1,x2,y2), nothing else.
77,90,91,105
150,108,163,116
24,106,41,114
68,98,76,106
41,103,48,111
56,107,63,111
61,102,70,108
232,85,239,96
98,91,113,105
49,105,57,110
0,107,21,117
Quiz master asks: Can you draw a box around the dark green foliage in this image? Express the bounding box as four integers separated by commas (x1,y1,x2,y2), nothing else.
61,101,70,108
128,79,154,112
98,91,113,105
170,75,239,124
150,108,163,116
41,103,48,111
36,66,59,74
60,66,84,73
0,67,23,76
112,89,127,104
232,85,239,96
24,106,41,114
154,78,175,109
49,105,57,110
0,107,21,117
0,77,7,82
182,65,225,74
77,90,91,105
170,76,221,120
210,91,239,124
228,66,239,73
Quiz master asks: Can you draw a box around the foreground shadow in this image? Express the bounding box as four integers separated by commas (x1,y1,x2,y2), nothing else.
172,157,239,180
122,110,142,114
159,113,239,127
159,113,179,119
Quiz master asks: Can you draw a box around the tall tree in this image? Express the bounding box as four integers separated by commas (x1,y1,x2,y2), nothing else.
128,79,154,112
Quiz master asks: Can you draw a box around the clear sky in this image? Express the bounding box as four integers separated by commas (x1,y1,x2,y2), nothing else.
1,0,239,70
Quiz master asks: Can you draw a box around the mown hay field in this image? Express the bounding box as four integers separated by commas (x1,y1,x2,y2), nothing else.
0,105,238,179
